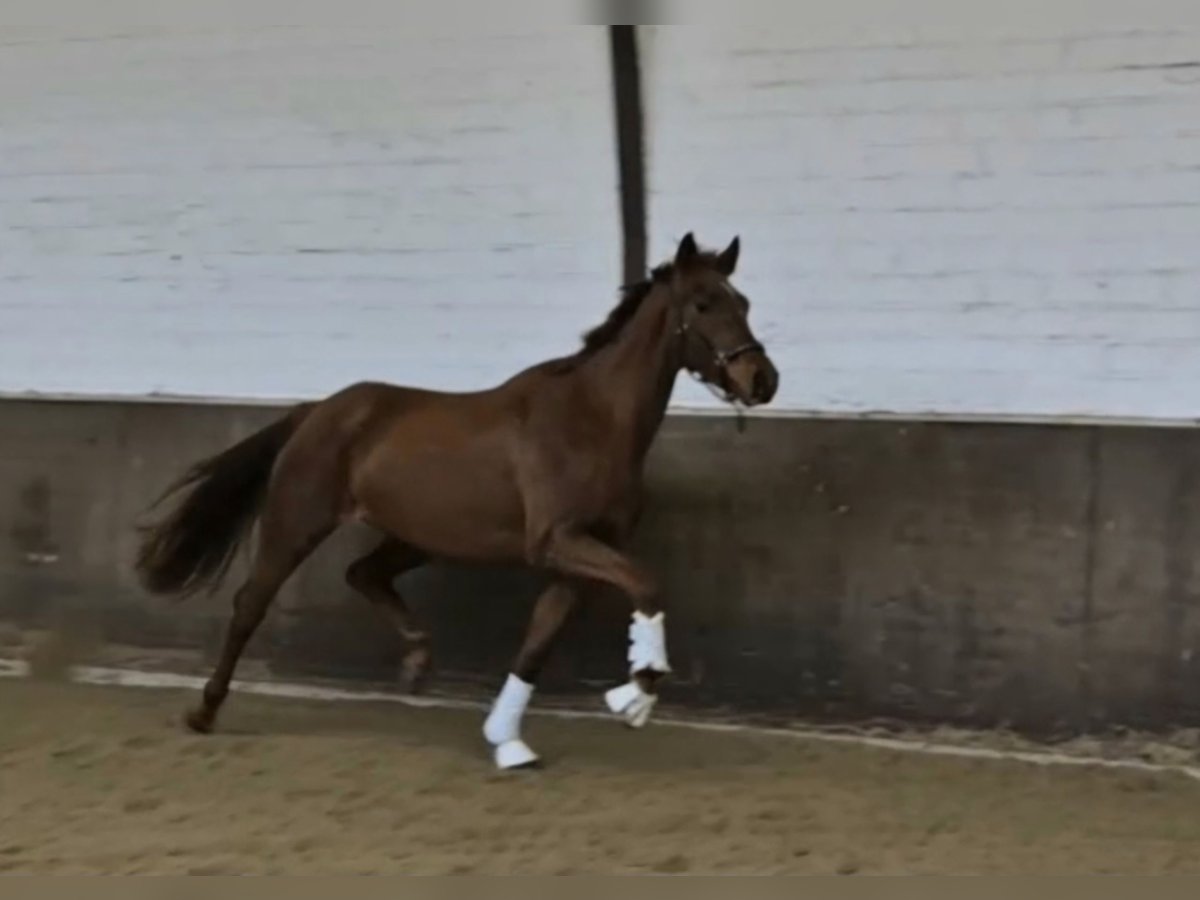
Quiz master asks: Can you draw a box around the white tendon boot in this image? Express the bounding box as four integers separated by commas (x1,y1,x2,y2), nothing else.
604,611,670,728
482,673,540,770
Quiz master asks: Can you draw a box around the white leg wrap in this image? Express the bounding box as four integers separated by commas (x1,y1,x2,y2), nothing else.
627,611,671,674
483,673,539,769
605,679,658,728
603,612,669,729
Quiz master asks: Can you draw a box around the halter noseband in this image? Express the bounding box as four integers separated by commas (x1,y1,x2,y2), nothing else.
676,318,763,378
675,317,764,415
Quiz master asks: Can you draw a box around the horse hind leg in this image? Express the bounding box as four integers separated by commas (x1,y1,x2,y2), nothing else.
344,538,432,693
186,471,338,733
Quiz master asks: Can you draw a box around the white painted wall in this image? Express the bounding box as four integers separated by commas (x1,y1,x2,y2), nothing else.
2,5,1198,421
0,11,618,400
644,17,1200,420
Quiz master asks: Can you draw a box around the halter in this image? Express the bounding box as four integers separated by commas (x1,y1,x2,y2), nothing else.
675,317,764,431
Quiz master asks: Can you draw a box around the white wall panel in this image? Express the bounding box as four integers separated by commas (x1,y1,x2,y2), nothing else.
0,11,618,400
643,18,1200,419
5,5,1199,422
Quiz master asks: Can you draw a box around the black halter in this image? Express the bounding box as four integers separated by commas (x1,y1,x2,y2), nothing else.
675,318,763,431
676,318,763,381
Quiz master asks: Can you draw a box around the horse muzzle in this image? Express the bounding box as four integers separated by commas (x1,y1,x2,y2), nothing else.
727,353,778,407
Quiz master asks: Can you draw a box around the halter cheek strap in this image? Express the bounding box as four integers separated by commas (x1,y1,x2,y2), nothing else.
675,319,764,402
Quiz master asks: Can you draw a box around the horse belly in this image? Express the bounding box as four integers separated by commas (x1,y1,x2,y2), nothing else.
355,449,526,563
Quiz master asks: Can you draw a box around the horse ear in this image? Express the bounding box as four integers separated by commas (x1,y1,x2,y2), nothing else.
716,236,740,276
675,232,699,266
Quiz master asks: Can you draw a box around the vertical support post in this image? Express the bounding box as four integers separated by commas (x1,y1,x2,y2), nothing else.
609,25,647,285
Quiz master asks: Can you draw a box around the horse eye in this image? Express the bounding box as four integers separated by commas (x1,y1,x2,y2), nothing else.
694,298,711,313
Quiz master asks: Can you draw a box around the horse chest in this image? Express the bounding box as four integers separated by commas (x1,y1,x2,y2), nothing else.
581,458,644,526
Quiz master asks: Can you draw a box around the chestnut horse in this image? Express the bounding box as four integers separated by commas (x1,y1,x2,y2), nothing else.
135,233,778,769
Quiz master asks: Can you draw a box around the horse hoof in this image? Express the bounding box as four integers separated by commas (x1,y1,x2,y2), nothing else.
493,739,541,770
183,707,214,734
604,681,657,729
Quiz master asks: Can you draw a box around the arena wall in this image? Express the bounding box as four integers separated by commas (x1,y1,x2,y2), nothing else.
2,7,1198,733
2,399,1198,734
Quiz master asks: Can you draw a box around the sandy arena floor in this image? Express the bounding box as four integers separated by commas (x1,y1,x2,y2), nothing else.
2,678,1199,874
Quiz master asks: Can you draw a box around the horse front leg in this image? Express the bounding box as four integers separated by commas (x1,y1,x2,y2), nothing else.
542,530,669,729
483,580,579,769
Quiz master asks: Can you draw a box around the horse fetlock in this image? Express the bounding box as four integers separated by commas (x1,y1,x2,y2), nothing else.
201,680,228,706
400,645,433,693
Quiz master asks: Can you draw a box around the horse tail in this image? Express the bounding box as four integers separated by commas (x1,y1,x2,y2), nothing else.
134,403,314,598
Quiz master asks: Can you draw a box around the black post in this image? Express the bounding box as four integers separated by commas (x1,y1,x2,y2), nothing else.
608,25,647,285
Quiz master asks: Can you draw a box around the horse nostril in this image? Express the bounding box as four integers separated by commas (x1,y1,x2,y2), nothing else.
752,369,770,402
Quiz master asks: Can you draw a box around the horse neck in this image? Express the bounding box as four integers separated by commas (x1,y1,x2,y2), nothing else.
584,284,681,459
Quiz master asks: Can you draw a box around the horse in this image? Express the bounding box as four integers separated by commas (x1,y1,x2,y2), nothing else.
134,232,779,769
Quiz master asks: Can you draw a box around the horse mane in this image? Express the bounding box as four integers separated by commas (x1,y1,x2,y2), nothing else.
547,255,696,373
578,264,668,355
539,250,722,375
